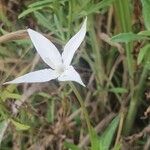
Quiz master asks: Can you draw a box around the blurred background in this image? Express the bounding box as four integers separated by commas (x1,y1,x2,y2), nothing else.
0,0,150,150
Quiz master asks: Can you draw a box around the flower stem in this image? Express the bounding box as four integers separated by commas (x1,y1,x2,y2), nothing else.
69,82,93,145
114,0,136,135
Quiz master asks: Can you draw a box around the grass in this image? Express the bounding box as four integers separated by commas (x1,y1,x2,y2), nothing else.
0,0,150,149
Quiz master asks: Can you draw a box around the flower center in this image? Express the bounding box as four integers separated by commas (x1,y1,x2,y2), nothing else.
55,64,65,74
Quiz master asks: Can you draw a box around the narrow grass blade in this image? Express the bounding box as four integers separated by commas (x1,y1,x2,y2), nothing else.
141,0,150,30
0,120,8,144
111,32,147,43
99,116,120,150
64,141,81,150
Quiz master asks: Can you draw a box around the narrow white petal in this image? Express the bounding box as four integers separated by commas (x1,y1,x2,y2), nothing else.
27,29,62,69
58,66,85,87
62,17,87,67
3,69,59,84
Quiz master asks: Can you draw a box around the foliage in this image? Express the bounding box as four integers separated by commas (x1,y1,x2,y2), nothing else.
0,0,149,149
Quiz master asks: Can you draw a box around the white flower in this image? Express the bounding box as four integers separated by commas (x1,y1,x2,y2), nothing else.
4,18,87,86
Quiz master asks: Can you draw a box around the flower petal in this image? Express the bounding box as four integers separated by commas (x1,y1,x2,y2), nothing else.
62,17,87,67
27,29,62,69
58,66,85,86
3,69,59,84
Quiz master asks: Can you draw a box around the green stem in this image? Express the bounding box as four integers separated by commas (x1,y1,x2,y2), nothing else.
69,82,93,144
88,15,105,85
123,63,149,135
114,0,134,81
67,0,73,39
114,0,138,135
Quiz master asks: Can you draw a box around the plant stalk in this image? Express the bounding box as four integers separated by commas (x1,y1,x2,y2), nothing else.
123,63,149,135
69,82,94,145
114,0,139,135
88,15,105,85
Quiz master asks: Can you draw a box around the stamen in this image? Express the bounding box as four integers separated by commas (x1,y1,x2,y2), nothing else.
55,64,65,74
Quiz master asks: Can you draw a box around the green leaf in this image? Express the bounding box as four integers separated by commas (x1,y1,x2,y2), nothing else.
137,44,150,64
109,87,128,94
18,7,43,18
34,12,54,31
0,120,8,144
91,128,100,150
64,141,81,150
38,92,51,99
19,0,66,18
138,30,150,36
28,0,66,8
0,46,10,57
1,91,21,101
111,32,147,43
0,10,11,27
82,0,116,15
11,119,30,131
99,116,120,150
29,0,53,8
141,0,150,30
46,99,55,123
38,93,55,123
54,15,65,40
113,143,121,150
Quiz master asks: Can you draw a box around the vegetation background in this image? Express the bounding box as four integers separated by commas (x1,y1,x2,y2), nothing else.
0,0,150,149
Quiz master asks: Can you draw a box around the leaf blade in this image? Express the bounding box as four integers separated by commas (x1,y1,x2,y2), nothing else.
141,0,150,30
99,116,120,150
11,119,30,131
111,32,147,43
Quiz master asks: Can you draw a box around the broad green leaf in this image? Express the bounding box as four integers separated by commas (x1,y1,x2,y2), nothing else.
0,120,8,144
109,87,128,94
111,32,147,43
137,44,150,64
141,0,150,30
64,141,81,150
99,116,120,150
11,119,30,131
